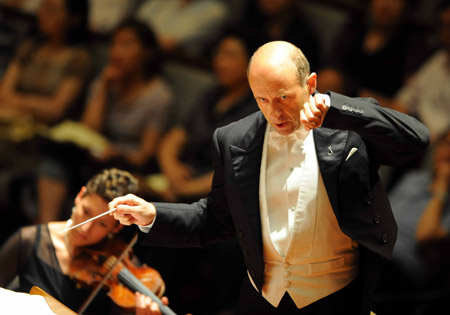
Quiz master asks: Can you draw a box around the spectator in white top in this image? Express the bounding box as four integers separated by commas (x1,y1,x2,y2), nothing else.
135,0,229,57
390,2,450,142
36,19,173,224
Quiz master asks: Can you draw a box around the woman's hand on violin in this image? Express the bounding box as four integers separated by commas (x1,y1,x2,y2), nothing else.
109,194,156,226
135,292,169,315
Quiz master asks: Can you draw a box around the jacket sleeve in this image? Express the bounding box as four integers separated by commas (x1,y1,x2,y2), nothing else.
139,129,235,248
323,91,430,166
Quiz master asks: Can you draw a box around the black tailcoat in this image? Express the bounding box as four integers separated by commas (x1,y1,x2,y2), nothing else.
142,92,430,313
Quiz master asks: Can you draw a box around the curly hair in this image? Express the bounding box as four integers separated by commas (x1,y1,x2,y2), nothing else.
84,168,138,202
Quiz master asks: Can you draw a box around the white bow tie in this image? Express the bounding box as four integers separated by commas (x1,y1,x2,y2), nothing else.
269,128,308,151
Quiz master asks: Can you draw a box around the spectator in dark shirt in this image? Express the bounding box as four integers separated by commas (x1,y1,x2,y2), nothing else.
153,30,260,203
317,0,433,106
36,19,173,224
239,0,319,71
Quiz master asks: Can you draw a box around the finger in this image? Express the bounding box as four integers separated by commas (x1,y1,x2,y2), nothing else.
144,295,152,315
149,300,160,315
308,96,323,117
304,101,322,124
301,105,320,130
113,212,135,226
161,296,169,306
300,109,313,131
135,292,144,315
314,94,328,112
115,204,141,216
109,196,130,210
108,194,140,210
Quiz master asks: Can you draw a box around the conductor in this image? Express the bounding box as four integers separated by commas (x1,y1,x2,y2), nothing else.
110,41,430,314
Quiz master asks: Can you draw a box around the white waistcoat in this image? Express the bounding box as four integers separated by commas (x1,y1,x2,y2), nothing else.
248,125,359,308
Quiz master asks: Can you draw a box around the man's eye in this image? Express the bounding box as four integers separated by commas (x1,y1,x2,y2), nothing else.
280,95,288,100
259,98,267,103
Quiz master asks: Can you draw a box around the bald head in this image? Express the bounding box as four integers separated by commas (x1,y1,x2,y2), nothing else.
248,41,310,85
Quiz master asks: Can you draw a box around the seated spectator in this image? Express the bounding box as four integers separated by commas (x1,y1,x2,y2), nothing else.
389,2,450,142
135,0,229,57
415,128,450,277
317,0,433,104
138,30,261,314
154,30,260,203
88,0,139,35
0,0,91,124
374,129,450,314
239,0,319,70
36,19,174,223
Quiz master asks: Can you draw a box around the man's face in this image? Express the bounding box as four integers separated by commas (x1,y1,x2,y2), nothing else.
249,64,315,135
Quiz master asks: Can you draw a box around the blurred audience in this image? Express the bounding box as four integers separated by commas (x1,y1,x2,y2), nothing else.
317,0,434,103
374,129,450,314
0,0,91,243
36,19,174,223
0,0,41,14
0,0,91,124
372,0,449,190
388,2,450,142
239,0,320,70
135,0,229,57
88,0,139,35
153,30,260,203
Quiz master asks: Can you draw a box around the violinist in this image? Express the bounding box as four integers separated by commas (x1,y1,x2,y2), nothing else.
0,168,163,314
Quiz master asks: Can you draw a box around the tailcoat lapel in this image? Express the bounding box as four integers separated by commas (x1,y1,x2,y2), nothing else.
313,127,348,217
229,113,266,256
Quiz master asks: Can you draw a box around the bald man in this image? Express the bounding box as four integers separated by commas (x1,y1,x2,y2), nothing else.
110,41,430,314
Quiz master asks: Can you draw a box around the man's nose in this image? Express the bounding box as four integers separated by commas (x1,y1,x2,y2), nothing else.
270,102,283,116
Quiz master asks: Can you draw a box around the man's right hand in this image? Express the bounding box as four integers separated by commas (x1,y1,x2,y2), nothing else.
109,194,156,226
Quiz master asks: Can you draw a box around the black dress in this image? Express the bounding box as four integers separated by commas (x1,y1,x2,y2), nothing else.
0,224,111,314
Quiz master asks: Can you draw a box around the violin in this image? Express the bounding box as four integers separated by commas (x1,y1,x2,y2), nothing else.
68,233,176,315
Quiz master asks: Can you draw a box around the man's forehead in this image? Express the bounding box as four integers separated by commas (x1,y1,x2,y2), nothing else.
249,61,298,85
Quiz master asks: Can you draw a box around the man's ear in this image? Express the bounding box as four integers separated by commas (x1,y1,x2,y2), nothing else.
306,72,317,95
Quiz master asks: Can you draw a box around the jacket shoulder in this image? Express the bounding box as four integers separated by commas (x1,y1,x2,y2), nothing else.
216,111,265,145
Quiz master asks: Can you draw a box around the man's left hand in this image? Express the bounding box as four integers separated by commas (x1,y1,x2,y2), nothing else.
300,93,330,131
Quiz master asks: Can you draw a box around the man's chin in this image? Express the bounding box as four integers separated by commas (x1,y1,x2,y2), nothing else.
273,122,295,135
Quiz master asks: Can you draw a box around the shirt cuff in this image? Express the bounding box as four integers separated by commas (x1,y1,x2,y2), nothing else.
138,216,156,233
323,93,331,107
